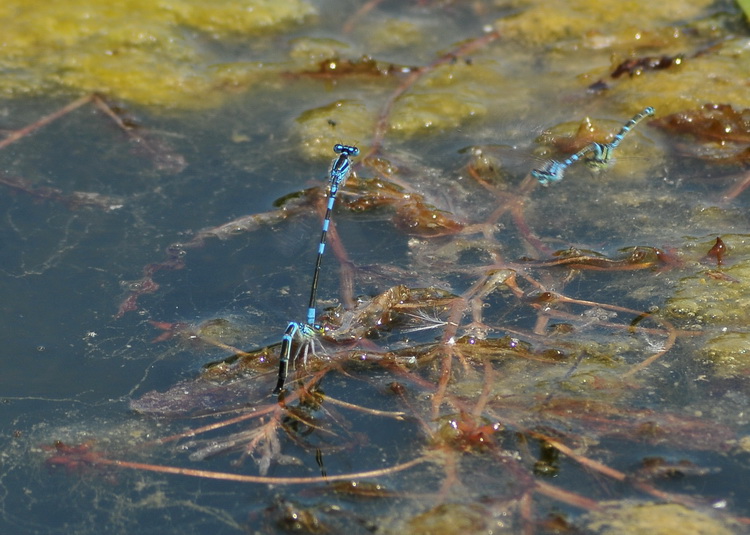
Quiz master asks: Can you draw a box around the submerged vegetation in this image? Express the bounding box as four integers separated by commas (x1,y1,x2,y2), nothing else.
1,0,750,533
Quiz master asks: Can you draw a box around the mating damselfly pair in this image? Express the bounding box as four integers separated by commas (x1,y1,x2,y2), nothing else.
531,107,655,185
273,107,655,393
273,144,359,393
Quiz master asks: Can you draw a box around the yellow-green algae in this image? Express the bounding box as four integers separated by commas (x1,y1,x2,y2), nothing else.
496,0,714,48
701,331,750,378
295,99,376,160
0,0,316,107
665,235,750,377
388,60,504,137
364,18,426,52
405,503,500,535
666,235,750,326
586,502,735,535
293,55,524,146
495,0,750,116
288,37,352,66
605,38,750,116
738,435,750,453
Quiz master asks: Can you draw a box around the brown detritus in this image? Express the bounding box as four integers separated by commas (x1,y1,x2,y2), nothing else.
634,457,717,481
433,412,502,452
43,441,105,473
610,55,684,79
707,236,727,266
588,54,684,91
342,177,465,237
529,246,678,271
650,104,750,165
291,55,416,79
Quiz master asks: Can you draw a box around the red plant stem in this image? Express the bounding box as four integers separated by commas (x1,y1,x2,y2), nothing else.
323,208,357,310
370,30,501,154
471,358,494,421
98,455,428,485
342,0,385,34
0,94,93,151
510,202,555,257
519,491,535,535
532,432,707,508
534,480,600,511
721,169,750,201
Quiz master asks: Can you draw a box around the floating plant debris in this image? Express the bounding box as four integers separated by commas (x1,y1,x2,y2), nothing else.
650,103,750,163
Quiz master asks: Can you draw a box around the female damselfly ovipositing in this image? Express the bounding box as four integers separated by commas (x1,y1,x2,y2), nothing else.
531,106,655,185
273,144,360,394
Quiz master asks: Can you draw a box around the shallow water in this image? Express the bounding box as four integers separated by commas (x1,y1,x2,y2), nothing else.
1,0,750,533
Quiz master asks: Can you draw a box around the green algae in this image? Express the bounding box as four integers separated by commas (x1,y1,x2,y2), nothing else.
663,235,750,378
293,58,513,147
0,0,316,107
406,503,497,535
494,0,750,117
666,235,750,326
295,99,376,160
667,262,750,325
606,38,750,115
292,54,524,149
389,91,485,136
586,502,736,535
364,18,426,52
388,60,504,137
701,331,750,378
495,0,714,48
738,435,750,453
288,37,352,66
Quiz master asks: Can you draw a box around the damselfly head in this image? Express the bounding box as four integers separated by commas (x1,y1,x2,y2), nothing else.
333,144,360,156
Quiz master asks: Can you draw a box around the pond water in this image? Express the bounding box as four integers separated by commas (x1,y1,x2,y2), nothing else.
2,0,750,533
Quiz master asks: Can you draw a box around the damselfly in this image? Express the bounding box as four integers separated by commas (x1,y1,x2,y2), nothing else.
273,144,360,394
